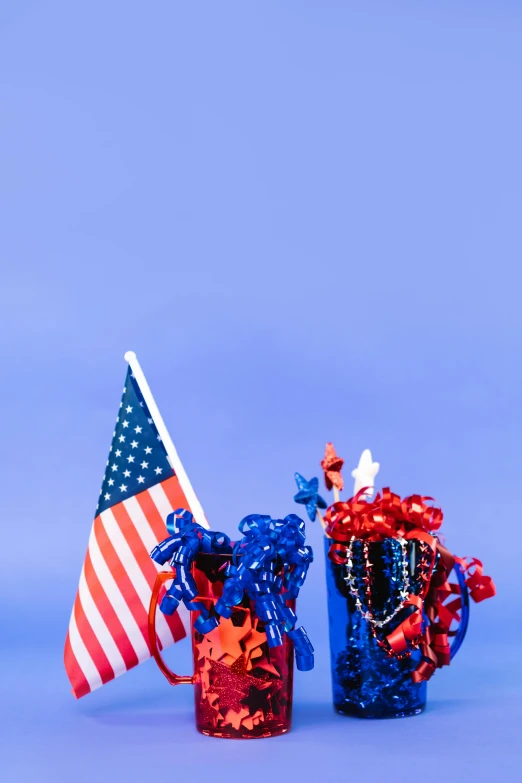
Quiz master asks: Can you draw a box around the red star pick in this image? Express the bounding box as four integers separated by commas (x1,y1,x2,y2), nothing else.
321,442,344,491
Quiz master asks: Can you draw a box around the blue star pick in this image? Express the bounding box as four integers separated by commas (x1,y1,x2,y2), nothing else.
293,473,327,522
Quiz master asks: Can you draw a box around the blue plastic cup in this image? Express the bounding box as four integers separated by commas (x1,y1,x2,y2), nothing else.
324,537,469,718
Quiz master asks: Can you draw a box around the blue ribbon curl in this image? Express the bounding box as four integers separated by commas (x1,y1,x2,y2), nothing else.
150,509,315,671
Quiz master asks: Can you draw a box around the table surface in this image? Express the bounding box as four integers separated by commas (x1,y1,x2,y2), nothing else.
2,630,520,783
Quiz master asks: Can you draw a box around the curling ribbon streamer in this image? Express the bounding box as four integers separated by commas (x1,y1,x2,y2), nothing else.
325,489,495,682
151,509,315,671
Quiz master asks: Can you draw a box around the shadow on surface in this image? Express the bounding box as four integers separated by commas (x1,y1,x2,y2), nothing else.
424,696,479,715
292,695,477,729
292,701,336,728
86,708,193,727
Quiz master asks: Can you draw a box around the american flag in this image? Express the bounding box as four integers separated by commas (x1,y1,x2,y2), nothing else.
65,362,202,698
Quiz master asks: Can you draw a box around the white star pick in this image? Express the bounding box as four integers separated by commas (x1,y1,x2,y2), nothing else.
351,449,380,498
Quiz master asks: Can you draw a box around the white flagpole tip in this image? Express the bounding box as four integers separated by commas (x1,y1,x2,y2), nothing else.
124,351,137,363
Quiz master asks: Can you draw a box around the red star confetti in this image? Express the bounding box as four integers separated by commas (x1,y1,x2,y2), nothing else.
241,709,263,731
253,657,280,677
241,683,272,716
195,636,213,660
222,707,249,731
203,614,252,661
242,619,267,663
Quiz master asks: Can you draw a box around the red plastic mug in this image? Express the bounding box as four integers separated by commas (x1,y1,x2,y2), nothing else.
149,552,295,739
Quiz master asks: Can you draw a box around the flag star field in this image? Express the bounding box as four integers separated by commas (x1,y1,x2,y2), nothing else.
96,370,173,515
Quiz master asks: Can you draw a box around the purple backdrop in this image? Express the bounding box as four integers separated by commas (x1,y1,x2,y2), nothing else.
1,1,521,781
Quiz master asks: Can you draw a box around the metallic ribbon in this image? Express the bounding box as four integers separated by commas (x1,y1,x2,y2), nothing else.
150,510,315,671
325,489,495,682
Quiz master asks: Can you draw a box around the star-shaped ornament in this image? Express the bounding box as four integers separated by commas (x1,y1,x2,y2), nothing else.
198,658,212,693
351,449,380,498
198,699,222,729
206,660,270,714
321,442,344,491
252,657,280,677
221,707,250,731
206,689,220,707
195,636,214,660
293,473,327,522
230,654,248,677
202,614,252,661
242,619,267,663
241,709,264,730
246,646,264,670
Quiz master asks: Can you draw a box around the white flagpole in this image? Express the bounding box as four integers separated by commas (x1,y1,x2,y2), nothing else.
124,351,209,529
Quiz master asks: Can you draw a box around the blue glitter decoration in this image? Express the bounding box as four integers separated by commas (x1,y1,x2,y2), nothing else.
325,537,427,718
324,536,471,718
293,473,327,522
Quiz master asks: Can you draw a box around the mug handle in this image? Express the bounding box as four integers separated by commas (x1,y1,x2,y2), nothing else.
148,571,194,686
449,561,470,659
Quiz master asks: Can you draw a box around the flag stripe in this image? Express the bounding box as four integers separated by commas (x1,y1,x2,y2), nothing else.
83,549,139,671
73,590,114,685
99,508,159,620
123,494,164,554
136,482,173,541
161,474,191,512
148,482,176,526
77,567,123,682
64,632,92,699
147,484,192,640
67,605,103,694
135,488,188,642
91,520,151,658
111,501,175,649
123,494,186,642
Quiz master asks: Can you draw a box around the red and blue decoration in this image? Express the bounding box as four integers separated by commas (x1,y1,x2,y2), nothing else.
325,489,495,684
151,510,315,671
293,445,496,718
